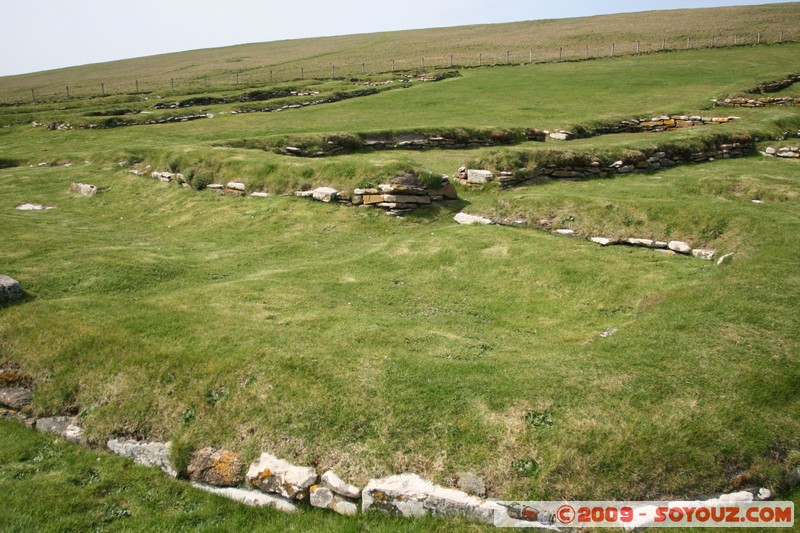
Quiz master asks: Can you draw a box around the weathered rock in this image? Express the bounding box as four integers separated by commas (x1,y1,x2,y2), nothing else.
15,203,55,211
466,169,493,184
691,248,716,260
362,473,501,524
250,192,269,198
191,483,298,513
668,241,692,254
554,229,576,236
321,470,361,499
188,447,245,487
310,485,359,516
247,452,317,500
590,237,615,246
454,213,493,225
206,183,224,190
36,416,83,443
431,181,459,199
69,182,97,196
765,146,777,155
312,187,339,203
626,238,654,247
716,252,734,266
226,181,246,192
107,438,177,477
0,275,23,302
0,388,32,410
454,472,486,498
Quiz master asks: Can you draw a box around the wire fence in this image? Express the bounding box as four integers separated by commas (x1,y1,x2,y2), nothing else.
3,30,797,105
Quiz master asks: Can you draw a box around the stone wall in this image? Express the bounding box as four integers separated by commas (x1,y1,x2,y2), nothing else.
295,175,459,216
714,96,798,108
589,115,740,136
748,74,800,94
457,140,753,190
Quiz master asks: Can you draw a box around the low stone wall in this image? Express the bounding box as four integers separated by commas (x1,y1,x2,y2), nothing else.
295,176,459,216
457,140,753,190
763,146,800,158
714,96,798,108
748,74,800,94
589,115,740,136
280,129,547,157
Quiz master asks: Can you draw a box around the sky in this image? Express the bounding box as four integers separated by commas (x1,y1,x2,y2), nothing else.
0,0,795,77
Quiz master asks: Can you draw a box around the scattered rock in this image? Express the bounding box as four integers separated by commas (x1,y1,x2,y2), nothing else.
691,249,716,261
191,483,298,512
250,192,269,197
0,387,32,410
626,238,654,247
226,181,246,192
667,241,692,254
69,182,97,196
466,169,493,184
206,183,224,190
188,447,245,487
362,473,501,524
15,203,55,211
590,237,615,246
599,327,619,338
751,199,764,204
0,275,23,302
310,485,359,516
454,472,487,498
107,438,177,477
247,452,317,500
454,213,493,225
321,470,361,499
36,416,83,443
312,187,339,203
554,229,576,236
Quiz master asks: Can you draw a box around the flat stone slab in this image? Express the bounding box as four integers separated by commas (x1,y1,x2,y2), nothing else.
36,416,83,443
466,169,493,184
0,387,32,410
107,438,177,477
191,483,298,513
69,182,97,196
188,447,244,487
454,213,493,225
16,203,55,211
362,473,502,524
0,275,23,302
321,470,361,499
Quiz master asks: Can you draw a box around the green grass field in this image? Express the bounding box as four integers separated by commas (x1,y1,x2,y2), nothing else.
1,3,800,529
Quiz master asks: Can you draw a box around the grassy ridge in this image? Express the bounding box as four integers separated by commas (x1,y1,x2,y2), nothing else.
1,3,799,100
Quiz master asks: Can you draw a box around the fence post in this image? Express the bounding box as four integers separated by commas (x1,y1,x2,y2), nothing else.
711,35,715,48
421,57,424,68
171,78,174,89
780,30,783,43
687,37,691,49
101,83,105,96
479,52,482,66
361,63,365,74
269,70,273,82
135,79,139,93
205,76,208,88
559,47,563,61
662,37,666,51
529,49,532,63
585,45,588,59
611,43,615,57
300,67,304,80
391,59,395,71
734,35,738,46
31,88,35,102
66,86,70,99
236,72,239,85
331,65,335,79
636,40,640,54
450,55,453,67
757,32,761,44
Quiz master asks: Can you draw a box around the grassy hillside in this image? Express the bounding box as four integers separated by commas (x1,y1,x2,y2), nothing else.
0,2,799,101
1,5,799,527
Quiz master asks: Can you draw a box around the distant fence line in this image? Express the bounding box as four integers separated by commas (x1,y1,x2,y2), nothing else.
4,30,798,105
